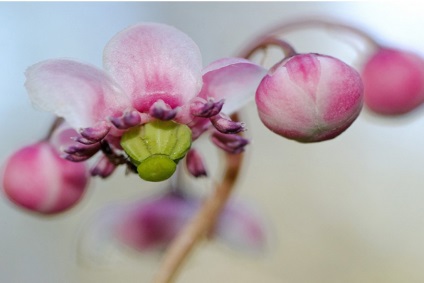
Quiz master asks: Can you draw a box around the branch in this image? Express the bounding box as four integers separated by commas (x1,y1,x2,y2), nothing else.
153,115,244,283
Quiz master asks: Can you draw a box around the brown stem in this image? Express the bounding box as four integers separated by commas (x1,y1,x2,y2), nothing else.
153,115,244,283
264,17,380,49
238,36,297,60
44,117,64,141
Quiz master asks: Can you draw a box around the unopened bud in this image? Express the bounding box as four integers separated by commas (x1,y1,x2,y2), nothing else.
1,142,89,214
361,47,424,115
256,53,363,142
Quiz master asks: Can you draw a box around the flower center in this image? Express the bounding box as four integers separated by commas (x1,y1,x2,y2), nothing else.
120,120,192,182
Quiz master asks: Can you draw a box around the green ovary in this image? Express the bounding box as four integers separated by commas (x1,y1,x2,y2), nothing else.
137,155,177,182
120,120,192,182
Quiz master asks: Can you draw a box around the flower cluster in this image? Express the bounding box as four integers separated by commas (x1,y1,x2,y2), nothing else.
2,19,424,281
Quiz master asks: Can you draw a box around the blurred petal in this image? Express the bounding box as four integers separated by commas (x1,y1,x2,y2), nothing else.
103,23,203,112
113,192,198,252
214,199,269,254
25,59,130,129
199,58,267,115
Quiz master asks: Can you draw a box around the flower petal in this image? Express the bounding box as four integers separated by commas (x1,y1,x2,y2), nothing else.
199,58,267,115
214,199,269,254
25,59,130,129
103,23,203,112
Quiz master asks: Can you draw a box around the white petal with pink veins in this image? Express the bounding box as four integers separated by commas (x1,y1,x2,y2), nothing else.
25,59,130,129
103,23,203,113
199,58,267,115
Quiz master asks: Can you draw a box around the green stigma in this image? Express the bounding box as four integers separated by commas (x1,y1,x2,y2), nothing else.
120,120,192,182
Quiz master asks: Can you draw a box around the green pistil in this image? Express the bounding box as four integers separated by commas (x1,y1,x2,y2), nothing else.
120,120,192,182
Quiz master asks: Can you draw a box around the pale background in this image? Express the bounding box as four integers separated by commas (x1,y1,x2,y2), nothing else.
2,2,424,283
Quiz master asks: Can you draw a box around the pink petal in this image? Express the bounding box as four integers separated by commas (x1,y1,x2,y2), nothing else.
199,58,267,115
25,59,130,129
103,23,203,113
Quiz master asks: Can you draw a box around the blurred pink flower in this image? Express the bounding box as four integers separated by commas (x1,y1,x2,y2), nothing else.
81,191,269,256
256,53,363,142
361,47,424,115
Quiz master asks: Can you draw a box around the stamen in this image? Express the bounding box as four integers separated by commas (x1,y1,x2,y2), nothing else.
62,153,92,162
72,136,99,145
110,110,141,130
62,143,101,157
149,100,178,120
191,98,224,118
210,114,246,134
210,132,249,154
79,121,110,142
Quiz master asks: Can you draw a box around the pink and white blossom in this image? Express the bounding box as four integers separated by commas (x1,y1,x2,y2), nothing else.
24,23,266,180
256,53,364,142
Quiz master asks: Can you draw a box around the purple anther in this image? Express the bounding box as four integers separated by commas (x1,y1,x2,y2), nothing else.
79,121,110,142
110,110,141,130
123,110,141,127
72,136,99,145
190,98,225,118
62,142,101,157
210,132,249,154
186,149,207,178
62,153,93,162
210,114,246,134
149,100,178,120
90,155,117,178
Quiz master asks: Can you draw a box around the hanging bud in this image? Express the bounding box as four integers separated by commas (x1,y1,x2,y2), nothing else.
120,120,192,182
256,53,363,142
361,47,424,115
186,149,207,177
1,141,89,214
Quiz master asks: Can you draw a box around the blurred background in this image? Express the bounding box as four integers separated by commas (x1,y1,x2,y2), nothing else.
2,2,424,283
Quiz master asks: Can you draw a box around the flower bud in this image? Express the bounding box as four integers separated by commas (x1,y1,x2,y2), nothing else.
1,142,89,214
361,47,424,115
256,53,363,142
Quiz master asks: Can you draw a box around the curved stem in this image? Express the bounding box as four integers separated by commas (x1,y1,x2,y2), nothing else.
44,117,64,141
238,36,297,60
153,114,244,283
265,17,381,49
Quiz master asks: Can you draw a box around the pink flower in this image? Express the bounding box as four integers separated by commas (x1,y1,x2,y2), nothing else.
1,141,89,214
80,191,268,255
25,23,266,181
256,53,364,142
361,47,424,115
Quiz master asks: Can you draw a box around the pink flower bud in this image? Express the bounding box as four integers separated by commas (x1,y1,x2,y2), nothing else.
256,53,363,142
361,47,424,115
1,142,89,214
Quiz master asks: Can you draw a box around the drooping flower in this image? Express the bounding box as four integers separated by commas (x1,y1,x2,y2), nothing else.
25,23,266,182
361,47,424,115
79,190,268,257
1,141,89,214
255,53,364,142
